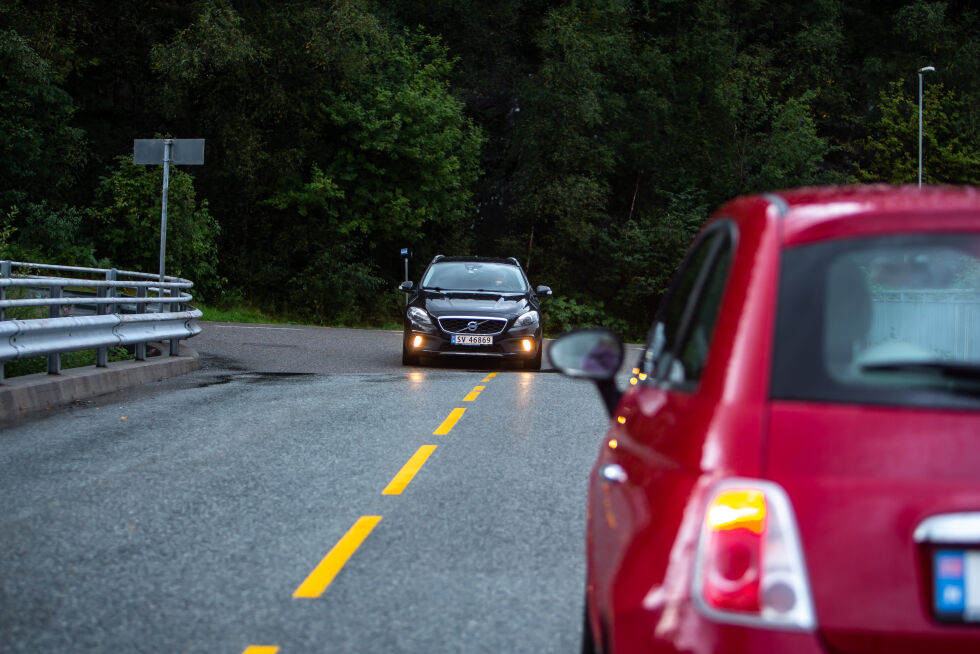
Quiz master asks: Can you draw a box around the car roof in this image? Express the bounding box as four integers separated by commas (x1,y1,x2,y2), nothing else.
429,256,522,266
719,185,980,247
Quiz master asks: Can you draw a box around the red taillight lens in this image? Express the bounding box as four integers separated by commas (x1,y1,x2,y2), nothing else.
693,479,816,630
702,489,766,612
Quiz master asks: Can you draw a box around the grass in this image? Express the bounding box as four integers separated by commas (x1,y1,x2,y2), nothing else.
196,303,292,325
195,302,402,331
3,346,132,379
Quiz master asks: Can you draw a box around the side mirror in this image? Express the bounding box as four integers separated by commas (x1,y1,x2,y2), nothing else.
536,285,553,297
399,280,414,293
547,328,624,415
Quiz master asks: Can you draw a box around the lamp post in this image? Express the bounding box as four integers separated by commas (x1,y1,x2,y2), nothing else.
918,66,935,188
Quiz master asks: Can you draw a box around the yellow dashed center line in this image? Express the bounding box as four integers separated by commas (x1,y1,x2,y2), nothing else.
247,373,502,647
383,445,437,495
462,385,486,402
293,516,382,598
433,407,466,435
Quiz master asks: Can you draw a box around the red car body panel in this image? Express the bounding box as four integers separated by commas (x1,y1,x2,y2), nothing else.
584,186,980,653
769,402,980,654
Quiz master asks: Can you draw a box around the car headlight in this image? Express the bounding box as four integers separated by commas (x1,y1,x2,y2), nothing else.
407,307,433,328
513,310,539,328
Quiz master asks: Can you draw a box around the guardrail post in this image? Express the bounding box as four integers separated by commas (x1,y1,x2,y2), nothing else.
107,268,117,315
48,286,62,375
1,260,9,382
96,269,117,367
135,286,147,361
169,286,180,356
0,260,8,323
96,285,109,368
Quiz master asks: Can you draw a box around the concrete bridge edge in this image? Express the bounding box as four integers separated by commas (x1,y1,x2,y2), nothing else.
0,344,199,425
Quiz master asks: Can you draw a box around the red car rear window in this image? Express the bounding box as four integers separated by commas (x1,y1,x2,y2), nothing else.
771,233,980,409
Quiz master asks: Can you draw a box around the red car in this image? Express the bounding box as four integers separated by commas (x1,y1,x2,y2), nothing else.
548,186,980,653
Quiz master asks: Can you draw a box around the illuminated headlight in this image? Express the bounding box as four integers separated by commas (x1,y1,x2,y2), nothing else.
513,310,539,328
407,307,433,328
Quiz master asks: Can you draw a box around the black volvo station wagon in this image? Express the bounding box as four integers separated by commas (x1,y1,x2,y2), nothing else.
398,256,552,369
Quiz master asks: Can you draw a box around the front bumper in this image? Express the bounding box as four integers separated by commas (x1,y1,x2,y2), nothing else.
404,325,541,359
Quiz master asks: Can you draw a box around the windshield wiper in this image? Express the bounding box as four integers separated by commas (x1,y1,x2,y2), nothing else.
424,287,521,295
860,360,980,381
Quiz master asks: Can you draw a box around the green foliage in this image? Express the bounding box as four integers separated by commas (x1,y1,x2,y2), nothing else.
0,207,16,258
543,296,634,340
2,203,98,265
2,347,131,380
6,0,980,339
314,25,485,243
197,303,285,325
88,157,221,299
597,189,710,329
0,28,86,208
149,0,483,323
858,80,980,185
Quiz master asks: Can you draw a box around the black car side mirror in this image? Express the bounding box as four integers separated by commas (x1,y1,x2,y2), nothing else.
536,285,553,297
548,328,624,416
399,281,414,292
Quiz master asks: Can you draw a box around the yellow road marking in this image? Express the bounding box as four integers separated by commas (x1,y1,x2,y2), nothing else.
293,516,382,598
433,408,465,435
242,647,279,654
383,445,437,495
481,372,498,382
462,385,486,402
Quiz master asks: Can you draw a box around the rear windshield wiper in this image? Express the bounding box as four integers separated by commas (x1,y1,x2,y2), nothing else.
860,360,980,381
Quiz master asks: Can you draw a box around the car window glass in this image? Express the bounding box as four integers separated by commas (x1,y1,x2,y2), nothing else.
641,224,733,387
676,245,732,382
772,233,980,409
422,262,527,292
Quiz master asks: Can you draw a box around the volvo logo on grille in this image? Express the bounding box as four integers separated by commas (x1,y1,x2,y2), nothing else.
467,321,479,331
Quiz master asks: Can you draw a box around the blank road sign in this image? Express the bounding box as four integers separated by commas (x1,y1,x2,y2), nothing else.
133,139,205,165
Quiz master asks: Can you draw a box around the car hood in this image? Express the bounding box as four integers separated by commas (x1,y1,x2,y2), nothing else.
421,290,531,317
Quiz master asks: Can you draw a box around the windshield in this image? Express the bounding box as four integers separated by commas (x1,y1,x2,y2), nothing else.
421,261,528,293
772,233,980,408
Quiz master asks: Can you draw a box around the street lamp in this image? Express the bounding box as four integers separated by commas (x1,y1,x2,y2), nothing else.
918,65,935,188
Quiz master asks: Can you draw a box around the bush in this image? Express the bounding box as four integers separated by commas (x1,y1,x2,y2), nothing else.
2,346,131,379
543,296,634,340
2,203,99,266
89,156,221,300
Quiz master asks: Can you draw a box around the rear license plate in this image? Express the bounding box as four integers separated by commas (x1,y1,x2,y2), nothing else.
933,549,980,622
451,334,492,345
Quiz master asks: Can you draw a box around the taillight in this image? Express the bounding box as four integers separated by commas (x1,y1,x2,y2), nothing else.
693,479,816,630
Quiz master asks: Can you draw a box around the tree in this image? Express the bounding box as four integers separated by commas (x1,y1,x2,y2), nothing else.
89,157,221,299
0,29,86,209
150,0,484,321
511,0,631,282
859,80,980,185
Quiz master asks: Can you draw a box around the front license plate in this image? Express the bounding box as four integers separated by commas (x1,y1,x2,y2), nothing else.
933,549,980,622
451,334,493,345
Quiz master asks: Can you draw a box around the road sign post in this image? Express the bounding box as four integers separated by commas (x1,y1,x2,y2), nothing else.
401,248,412,305
133,138,205,285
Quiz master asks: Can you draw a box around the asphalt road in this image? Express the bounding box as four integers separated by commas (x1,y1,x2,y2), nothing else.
0,323,641,653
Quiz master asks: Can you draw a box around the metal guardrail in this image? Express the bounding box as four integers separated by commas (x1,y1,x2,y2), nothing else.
0,260,201,382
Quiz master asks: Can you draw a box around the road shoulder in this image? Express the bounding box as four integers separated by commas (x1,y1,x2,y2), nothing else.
0,345,198,425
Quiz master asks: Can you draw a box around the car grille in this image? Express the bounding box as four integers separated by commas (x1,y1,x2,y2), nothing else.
438,317,508,335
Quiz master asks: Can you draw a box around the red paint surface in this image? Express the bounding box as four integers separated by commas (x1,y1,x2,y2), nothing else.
584,186,980,653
